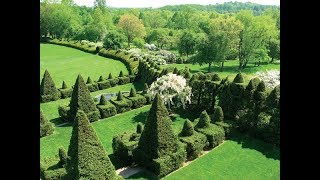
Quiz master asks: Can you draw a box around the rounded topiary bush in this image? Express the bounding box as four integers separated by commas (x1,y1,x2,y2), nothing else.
179,119,194,137
233,73,244,83
212,106,224,122
195,110,211,129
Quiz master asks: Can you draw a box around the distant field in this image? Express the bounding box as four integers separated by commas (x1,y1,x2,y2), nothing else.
40,43,128,86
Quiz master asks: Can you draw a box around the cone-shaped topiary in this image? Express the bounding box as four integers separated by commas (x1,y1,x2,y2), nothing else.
119,71,124,77
58,147,67,168
173,67,178,74
117,91,123,101
177,70,182,76
233,73,244,83
68,75,99,122
180,119,194,137
195,110,211,129
66,110,119,179
212,106,224,122
136,122,144,134
62,81,68,89
266,85,280,109
137,94,179,158
129,88,137,97
108,73,113,79
40,109,54,137
99,94,108,105
184,71,191,79
143,83,149,94
256,81,266,92
40,69,60,102
212,74,221,81
163,68,169,75
98,75,104,82
86,76,93,84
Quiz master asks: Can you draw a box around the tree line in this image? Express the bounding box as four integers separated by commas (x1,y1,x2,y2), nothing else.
40,0,280,71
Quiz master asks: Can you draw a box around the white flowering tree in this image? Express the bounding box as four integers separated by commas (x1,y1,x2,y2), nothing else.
255,70,280,89
147,73,192,111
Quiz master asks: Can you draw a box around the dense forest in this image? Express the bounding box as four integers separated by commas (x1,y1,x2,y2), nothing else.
40,0,280,70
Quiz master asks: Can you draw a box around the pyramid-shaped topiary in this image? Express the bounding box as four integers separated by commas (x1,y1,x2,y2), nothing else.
98,75,104,82
62,81,68,89
119,71,124,77
142,83,149,94
86,76,93,84
195,110,211,129
266,85,280,109
133,94,186,177
173,67,178,74
40,109,54,137
108,73,113,79
68,75,100,122
65,110,121,179
40,69,60,102
233,73,244,83
212,106,224,123
129,88,136,97
117,91,124,101
254,81,267,101
179,119,194,137
99,94,108,105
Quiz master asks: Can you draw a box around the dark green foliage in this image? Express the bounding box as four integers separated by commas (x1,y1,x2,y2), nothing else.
58,147,67,168
119,70,124,77
111,94,133,113
212,106,224,122
215,121,233,137
68,75,100,122
144,94,153,104
133,94,186,177
253,81,268,103
177,70,183,76
112,131,140,166
184,71,191,79
129,88,136,97
86,83,99,92
62,81,68,89
179,130,207,160
256,81,266,92
97,102,117,119
195,122,225,148
98,75,104,82
58,105,70,122
42,168,67,180
137,122,144,133
244,77,260,107
179,119,194,137
173,67,178,74
108,73,113,79
99,95,107,105
129,75,136,82
66,110,118,179
40,69,61,102
143,83,149,94
233,73,244,83
126,94,147,109
118,76,130,85
97,80,111,90
108,78,119,87
40,109,54,138
195,110,211,129
212,74,221,81
59,88,73,99
117,91,123,101
86,77,93,84
266,85,280,110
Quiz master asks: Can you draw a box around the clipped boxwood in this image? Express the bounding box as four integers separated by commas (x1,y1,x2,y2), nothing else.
118,76,130,85
86,83,99,92
144,94,153,104
215,120,234,137
42,168,67,180
195,123,225,148
97,80,111,90
129,75,136,82
109,78,119,87
110,92,133,113
126,94,147,109
58,106,70,122
59,88,73,99
97,101,117,119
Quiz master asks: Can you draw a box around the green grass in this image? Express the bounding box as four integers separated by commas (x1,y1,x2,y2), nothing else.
161,60,279,82
40,43,128,86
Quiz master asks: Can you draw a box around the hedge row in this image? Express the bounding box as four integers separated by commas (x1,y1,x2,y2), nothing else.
48,39,99,54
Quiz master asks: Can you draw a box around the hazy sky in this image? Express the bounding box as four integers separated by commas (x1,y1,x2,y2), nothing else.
73,0,280,8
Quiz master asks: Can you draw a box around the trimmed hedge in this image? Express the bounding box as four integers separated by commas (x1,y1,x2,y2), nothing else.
118,76,130,85
97,102,117,119
97,80,111,90
48,39,98,54
58,106,70,122
40,109,54,138
126,94,147,109
40,69,60,103
111,93,133,113
41,168,67,180
59,88,73,99
215,121,233,137
86,83,99,92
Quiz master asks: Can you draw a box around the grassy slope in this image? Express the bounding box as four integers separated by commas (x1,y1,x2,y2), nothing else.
40,43,128,86
161,60,280,82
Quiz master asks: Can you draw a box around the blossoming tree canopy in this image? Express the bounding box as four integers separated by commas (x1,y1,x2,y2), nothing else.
255,70,280,89
147,73,192,108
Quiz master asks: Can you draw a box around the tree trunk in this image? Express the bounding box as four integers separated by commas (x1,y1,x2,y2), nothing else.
243,60,248,69
270,57,274,63
220,62,224,72
208,63,212,72
127,37,131,48
258,61,261,66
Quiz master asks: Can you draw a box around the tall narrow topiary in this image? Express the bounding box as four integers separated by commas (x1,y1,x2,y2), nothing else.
117,91,123,101
98,75,104,82
119,71,124,77
129,88,136,97
233,73,244,83
108,73,113,79
40,109,54,137
266,85,280,109
68,75,100,122
66,110,120,179
40,69,60,102
99,94,107,105
58,147,67,168
86,76,93,84
212,106,224,122
195,110,211,129
62,81,68,89
180,119,194,137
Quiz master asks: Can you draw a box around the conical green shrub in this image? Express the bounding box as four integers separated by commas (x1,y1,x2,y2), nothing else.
68,75,99,122
58,147,67,168
40,109,54,137
136,122,144,134
40,69,60,102
117,91,123,101
98,75,104,82
256,81,266,92
195,110,211,129
184,71,191,79
119,71,124,77
99,94,107,105
66,110,118,179
108,73,113,79
173,67,178,74
233,73,244,83
86,76,93,84
129,88,136,97
212,74,221,81
180,119,194,137
266,85,280,109
62,81,68,89
212,106,224,122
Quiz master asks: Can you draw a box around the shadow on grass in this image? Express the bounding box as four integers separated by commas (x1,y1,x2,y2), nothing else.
172,108,201,121
133,81,144,92
109,154,128,170
229,131,280,160
50,117,64,126
132,111,149,123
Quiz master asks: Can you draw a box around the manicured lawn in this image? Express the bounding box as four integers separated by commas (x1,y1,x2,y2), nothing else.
161,60,280,82
40,43,128,86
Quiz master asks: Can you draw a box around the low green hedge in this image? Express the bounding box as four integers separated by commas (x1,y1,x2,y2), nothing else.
110,98,133,113
118,76,130,85
179,131,208,160
58,88,72,99
86,83,99,92
97,103,117,119
41,168,67,180
194,120,225,148
86,110,101,122
48,39,98,54
109,78,119,87
144,94,153,104
58,106,70,122
97,80,111,90
126,94,147,109
215,120,234,137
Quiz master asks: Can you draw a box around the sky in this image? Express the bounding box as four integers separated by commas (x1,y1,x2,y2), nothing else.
73,0,280,8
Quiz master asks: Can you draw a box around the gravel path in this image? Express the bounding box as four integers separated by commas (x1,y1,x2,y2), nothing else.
116,166,143,178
